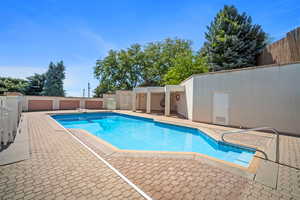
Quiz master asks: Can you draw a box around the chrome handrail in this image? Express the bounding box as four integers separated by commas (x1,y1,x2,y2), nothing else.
221,127,280,163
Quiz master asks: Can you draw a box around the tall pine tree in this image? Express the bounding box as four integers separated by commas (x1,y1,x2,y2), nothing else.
204,5,267,71
42,61,66,96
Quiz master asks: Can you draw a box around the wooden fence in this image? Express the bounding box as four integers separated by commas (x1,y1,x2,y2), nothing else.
257,27,300,65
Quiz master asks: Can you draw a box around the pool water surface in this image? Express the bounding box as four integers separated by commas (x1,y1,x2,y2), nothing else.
52,112,255,167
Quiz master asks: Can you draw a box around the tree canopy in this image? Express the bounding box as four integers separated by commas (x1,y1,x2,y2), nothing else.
25,73,46,95
0,77,28,94
164,51,208,85
203,5,267,71
141,38,193,86
42,61,66,96
94,38,204,96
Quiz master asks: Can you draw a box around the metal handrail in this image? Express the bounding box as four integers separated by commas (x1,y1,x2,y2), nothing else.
221,127,280,163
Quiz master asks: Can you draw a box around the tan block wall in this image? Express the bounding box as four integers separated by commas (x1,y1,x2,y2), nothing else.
28,100,53,111
59,100,80,110
23,96,103,111
85,100,103,109
136,93,178,112
116,90,132,110
136,93,146,110
150,93,164,111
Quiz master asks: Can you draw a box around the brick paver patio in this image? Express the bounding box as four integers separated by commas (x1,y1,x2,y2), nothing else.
76,130,300,200
0,113,144,200
1,111,299,200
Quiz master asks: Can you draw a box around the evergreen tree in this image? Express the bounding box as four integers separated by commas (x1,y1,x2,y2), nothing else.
204,5,267,71
25,73,46,95
42,61,66,96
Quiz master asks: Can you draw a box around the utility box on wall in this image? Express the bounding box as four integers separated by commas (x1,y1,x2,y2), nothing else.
213,92,229,125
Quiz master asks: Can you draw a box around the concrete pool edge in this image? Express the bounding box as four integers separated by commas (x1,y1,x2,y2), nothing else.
47,111,270,179
68,126,258,178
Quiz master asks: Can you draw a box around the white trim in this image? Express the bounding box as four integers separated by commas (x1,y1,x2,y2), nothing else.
47,115,153,200
133,85,184,94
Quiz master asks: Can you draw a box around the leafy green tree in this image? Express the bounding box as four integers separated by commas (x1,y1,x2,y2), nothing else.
94,50,122,94
94,45,144,97
94,38,193,96
164,51,209,85
141,38,193,86
0,77,28,94
25,73,46,95
42,61,66,96
204,5,267,71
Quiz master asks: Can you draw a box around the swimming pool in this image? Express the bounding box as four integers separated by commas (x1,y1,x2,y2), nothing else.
52,112,255,167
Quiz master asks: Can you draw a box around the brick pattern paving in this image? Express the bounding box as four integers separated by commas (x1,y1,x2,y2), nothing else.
277,165,300,198
0,113,144,200
108,157,249,200
217,131,273,149
280,135,300,169
72,126,300,200
70,116,300,200
238,165,300,200
1,111,300,200
107,156,300,200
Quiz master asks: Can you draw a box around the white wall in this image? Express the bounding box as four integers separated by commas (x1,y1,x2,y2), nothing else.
188,63,300,135
177,78,193,119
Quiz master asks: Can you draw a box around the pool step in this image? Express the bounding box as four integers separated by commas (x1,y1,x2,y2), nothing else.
234,152,253,167
238,152,253,162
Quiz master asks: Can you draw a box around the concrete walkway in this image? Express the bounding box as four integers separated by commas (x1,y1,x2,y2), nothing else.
0,115,30,166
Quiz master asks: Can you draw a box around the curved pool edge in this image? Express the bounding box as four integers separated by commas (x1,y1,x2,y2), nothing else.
66,127,258,180
49,111,262,176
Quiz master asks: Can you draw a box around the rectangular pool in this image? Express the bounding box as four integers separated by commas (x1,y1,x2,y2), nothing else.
52,112,255,167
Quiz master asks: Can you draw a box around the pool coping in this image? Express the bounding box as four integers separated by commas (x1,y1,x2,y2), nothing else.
47,110,275,180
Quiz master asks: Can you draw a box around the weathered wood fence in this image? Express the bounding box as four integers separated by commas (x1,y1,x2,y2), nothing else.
257,27,300,65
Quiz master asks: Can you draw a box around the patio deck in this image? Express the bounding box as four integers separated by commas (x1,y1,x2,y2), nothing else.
0,111,299,200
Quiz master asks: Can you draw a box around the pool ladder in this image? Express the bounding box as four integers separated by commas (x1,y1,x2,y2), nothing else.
221,127,280,163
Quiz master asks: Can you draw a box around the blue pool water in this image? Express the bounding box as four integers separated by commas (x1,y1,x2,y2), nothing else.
52,113,255,167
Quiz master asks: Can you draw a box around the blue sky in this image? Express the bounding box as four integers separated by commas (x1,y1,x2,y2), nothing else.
0,0,299,96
